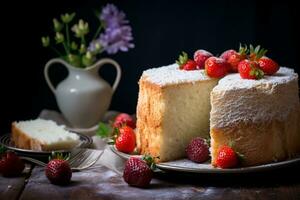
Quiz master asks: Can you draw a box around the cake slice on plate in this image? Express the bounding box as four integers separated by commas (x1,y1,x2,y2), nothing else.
12,119,80,151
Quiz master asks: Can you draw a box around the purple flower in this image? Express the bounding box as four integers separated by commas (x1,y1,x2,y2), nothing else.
100,4,128,28
89,4,134,55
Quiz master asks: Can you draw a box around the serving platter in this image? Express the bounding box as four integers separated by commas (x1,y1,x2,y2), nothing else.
110,145,300,174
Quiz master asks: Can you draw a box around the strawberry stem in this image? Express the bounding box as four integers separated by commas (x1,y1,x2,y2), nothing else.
176,51,189,68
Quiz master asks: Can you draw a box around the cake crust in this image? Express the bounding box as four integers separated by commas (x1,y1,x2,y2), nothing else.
12,122,47,151
211,107,300,166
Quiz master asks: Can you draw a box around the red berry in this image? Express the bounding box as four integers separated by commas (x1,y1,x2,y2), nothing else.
45,159,72,185
221,45,248,72
258,56,279,75
227,52,247,72
238,59,264,80
113,113,136,129
220,49,236,61
216,146,238,169
182,60,198,71
123,157,153,188
176,52,199,71
205,57,229,78
115,126,136,154
185,137,209,163
193,49,213,69
0,151,25,177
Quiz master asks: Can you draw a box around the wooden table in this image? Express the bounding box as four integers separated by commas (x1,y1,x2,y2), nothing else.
1,161,300,200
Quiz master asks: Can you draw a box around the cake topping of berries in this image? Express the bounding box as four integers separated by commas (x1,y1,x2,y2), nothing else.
225,44,248,72
216,145,238,169
45,152,72,185
115,125,136,154
176,51,198,71
123,155,155,188
0,147,25,177
220,49,236,61
113,113,136,129
249,44,268,61
185,137,210,163
258,56,279,75
238,59,264,80
205,57,229,78
193,49,213,69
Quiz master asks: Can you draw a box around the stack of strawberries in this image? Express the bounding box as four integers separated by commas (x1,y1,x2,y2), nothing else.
176,44,279,79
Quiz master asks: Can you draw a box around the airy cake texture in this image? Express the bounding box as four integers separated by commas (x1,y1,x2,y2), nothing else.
12,119,80,151
136,64,300,166
136,64,218,162
210,67,300,166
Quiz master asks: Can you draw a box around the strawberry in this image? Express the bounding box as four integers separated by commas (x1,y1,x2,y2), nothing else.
193,49,213,69
115,126,136,154
113,113,136,129
258,56,279,75
238,59,264,80
176,51,198,70
220,49,236,61
45,154,72,185
0,151,25,177
249,44,268,61
226,44,248,72
216,146,238,169
185,137,209,163
205,57,229,78
123,155,155,187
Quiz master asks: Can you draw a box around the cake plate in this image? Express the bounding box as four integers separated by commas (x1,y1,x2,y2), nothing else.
110,145,300,174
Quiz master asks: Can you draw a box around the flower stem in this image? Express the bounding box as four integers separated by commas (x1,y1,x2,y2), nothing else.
66,23,70,50
92,22,103,41
63,42,70,55
81,36,86,46
50,46,63,57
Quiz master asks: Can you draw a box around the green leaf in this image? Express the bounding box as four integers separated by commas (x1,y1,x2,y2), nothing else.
96,122,112,138
0,145,7,154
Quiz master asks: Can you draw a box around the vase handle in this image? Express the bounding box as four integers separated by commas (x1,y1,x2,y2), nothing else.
44,58,70,95
94,58,122,93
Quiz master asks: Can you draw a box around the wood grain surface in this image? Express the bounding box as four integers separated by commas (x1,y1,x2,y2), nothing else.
13,162,300,200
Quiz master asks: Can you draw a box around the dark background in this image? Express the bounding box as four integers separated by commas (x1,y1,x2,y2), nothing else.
1,0,299,133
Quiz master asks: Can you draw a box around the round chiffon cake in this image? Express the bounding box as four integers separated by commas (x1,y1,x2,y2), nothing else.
136,64,300,166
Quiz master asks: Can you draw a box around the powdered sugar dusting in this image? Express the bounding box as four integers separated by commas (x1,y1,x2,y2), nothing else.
213,67,297,91
142,63,211,86
210,67,299,128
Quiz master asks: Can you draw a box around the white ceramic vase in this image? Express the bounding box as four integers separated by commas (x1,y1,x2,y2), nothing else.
44,58,121,128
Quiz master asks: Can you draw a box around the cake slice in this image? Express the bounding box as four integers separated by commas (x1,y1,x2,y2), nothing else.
12,119,80,151
210,67,300,166
136,64,218,162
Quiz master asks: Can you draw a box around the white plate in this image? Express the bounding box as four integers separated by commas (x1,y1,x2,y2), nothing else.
110,145,300,174
0,133,92,156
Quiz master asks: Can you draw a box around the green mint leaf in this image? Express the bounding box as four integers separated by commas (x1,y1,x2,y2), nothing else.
96,122,112,138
